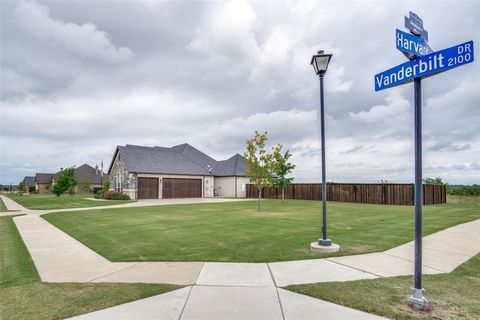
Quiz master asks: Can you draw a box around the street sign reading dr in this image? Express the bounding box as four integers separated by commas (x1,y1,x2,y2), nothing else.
375,40,474,91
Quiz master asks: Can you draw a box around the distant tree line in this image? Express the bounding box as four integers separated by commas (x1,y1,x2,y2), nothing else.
423,177,480,196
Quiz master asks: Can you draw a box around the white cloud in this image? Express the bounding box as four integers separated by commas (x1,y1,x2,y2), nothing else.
349,91,411,124
187,0,258,59
1,1,479,185
14,0,132,62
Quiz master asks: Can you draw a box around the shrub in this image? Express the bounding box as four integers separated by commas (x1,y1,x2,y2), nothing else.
104,191,130,200
95,190,105,199
447,184,480,196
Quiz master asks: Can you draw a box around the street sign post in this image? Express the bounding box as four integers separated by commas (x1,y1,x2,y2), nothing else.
374,11,475,310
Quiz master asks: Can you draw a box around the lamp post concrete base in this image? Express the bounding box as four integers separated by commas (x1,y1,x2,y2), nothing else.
310,241,340,253
407,287,428,310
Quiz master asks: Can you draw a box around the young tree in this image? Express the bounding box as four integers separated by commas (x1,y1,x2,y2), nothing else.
53,167,77,197
18,181,27,193
271,145,296,202
77,179,91,194
244,131,274,211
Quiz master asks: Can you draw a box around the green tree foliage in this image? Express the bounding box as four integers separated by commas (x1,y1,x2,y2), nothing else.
77,179,91,193
53,167,77,197
423,177,446,185
244,131,274,211
447,185,480,196
18,181,27,192
423,177,479,196
271,145,295,202
102,180,110,192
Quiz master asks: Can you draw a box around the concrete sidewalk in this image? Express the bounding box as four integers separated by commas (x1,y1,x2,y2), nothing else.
67,286,387,320
14,215,203,284
328,218,480,277
0,194,30,212
7,194,480,319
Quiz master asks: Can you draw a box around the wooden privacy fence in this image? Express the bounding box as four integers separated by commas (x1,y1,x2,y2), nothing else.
246,183,446,206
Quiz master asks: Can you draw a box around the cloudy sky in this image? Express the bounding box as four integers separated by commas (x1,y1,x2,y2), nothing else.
1,0,479,185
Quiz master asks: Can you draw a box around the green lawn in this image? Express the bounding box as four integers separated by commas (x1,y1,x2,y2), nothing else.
288,254,480,320
43,199,480,263
0,197,8,212
0,215,179,320
6,193,135,210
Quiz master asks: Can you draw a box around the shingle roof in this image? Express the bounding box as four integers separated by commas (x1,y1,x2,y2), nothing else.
213,154,249,176
113,144,247,177
23,176,35,188
73,164,109,185
35,173,57,184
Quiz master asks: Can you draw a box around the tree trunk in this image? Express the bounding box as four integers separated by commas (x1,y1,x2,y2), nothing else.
282,188,285,202
258,188,262,211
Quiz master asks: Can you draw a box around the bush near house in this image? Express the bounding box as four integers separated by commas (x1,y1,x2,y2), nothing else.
104,191,130,200
95,191,130,200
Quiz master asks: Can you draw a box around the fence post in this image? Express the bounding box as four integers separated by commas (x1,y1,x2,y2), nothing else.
381,184,385,205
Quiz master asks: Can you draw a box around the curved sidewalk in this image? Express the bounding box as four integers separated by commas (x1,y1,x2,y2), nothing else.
12,213,480,285
5,195,480,319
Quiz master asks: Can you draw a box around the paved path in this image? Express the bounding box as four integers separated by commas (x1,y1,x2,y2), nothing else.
0,194,252,216
5,195,480,319
0,194,30,215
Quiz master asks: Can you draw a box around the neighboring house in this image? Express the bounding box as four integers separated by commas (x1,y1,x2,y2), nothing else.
35,173,57,193
73,164,109,192
33,164,108,193
22,176,36,192
108,143,250,200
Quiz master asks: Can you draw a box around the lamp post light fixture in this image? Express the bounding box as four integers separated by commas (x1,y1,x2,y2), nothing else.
309,50,339,252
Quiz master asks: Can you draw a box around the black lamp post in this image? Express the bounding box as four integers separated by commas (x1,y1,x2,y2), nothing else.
311,50,333,247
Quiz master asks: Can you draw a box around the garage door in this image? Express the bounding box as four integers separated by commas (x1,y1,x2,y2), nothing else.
162,178,202,198
137,177,159,199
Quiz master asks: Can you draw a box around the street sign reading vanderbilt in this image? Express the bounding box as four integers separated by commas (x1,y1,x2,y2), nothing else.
375,40,474,91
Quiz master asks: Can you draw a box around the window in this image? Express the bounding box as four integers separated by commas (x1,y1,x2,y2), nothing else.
115,173,123,192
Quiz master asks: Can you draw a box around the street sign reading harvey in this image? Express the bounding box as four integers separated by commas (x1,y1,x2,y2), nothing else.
375,40,474,91
396,29,433,57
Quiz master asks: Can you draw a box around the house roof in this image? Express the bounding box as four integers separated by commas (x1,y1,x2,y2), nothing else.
109,143,247,177
35,173,57,184
23,176,36,188
73,164,109,185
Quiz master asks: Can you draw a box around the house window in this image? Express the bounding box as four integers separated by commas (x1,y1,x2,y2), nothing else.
115,173,123,192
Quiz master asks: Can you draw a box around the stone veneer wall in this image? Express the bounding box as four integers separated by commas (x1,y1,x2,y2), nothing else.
109,151,137,199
